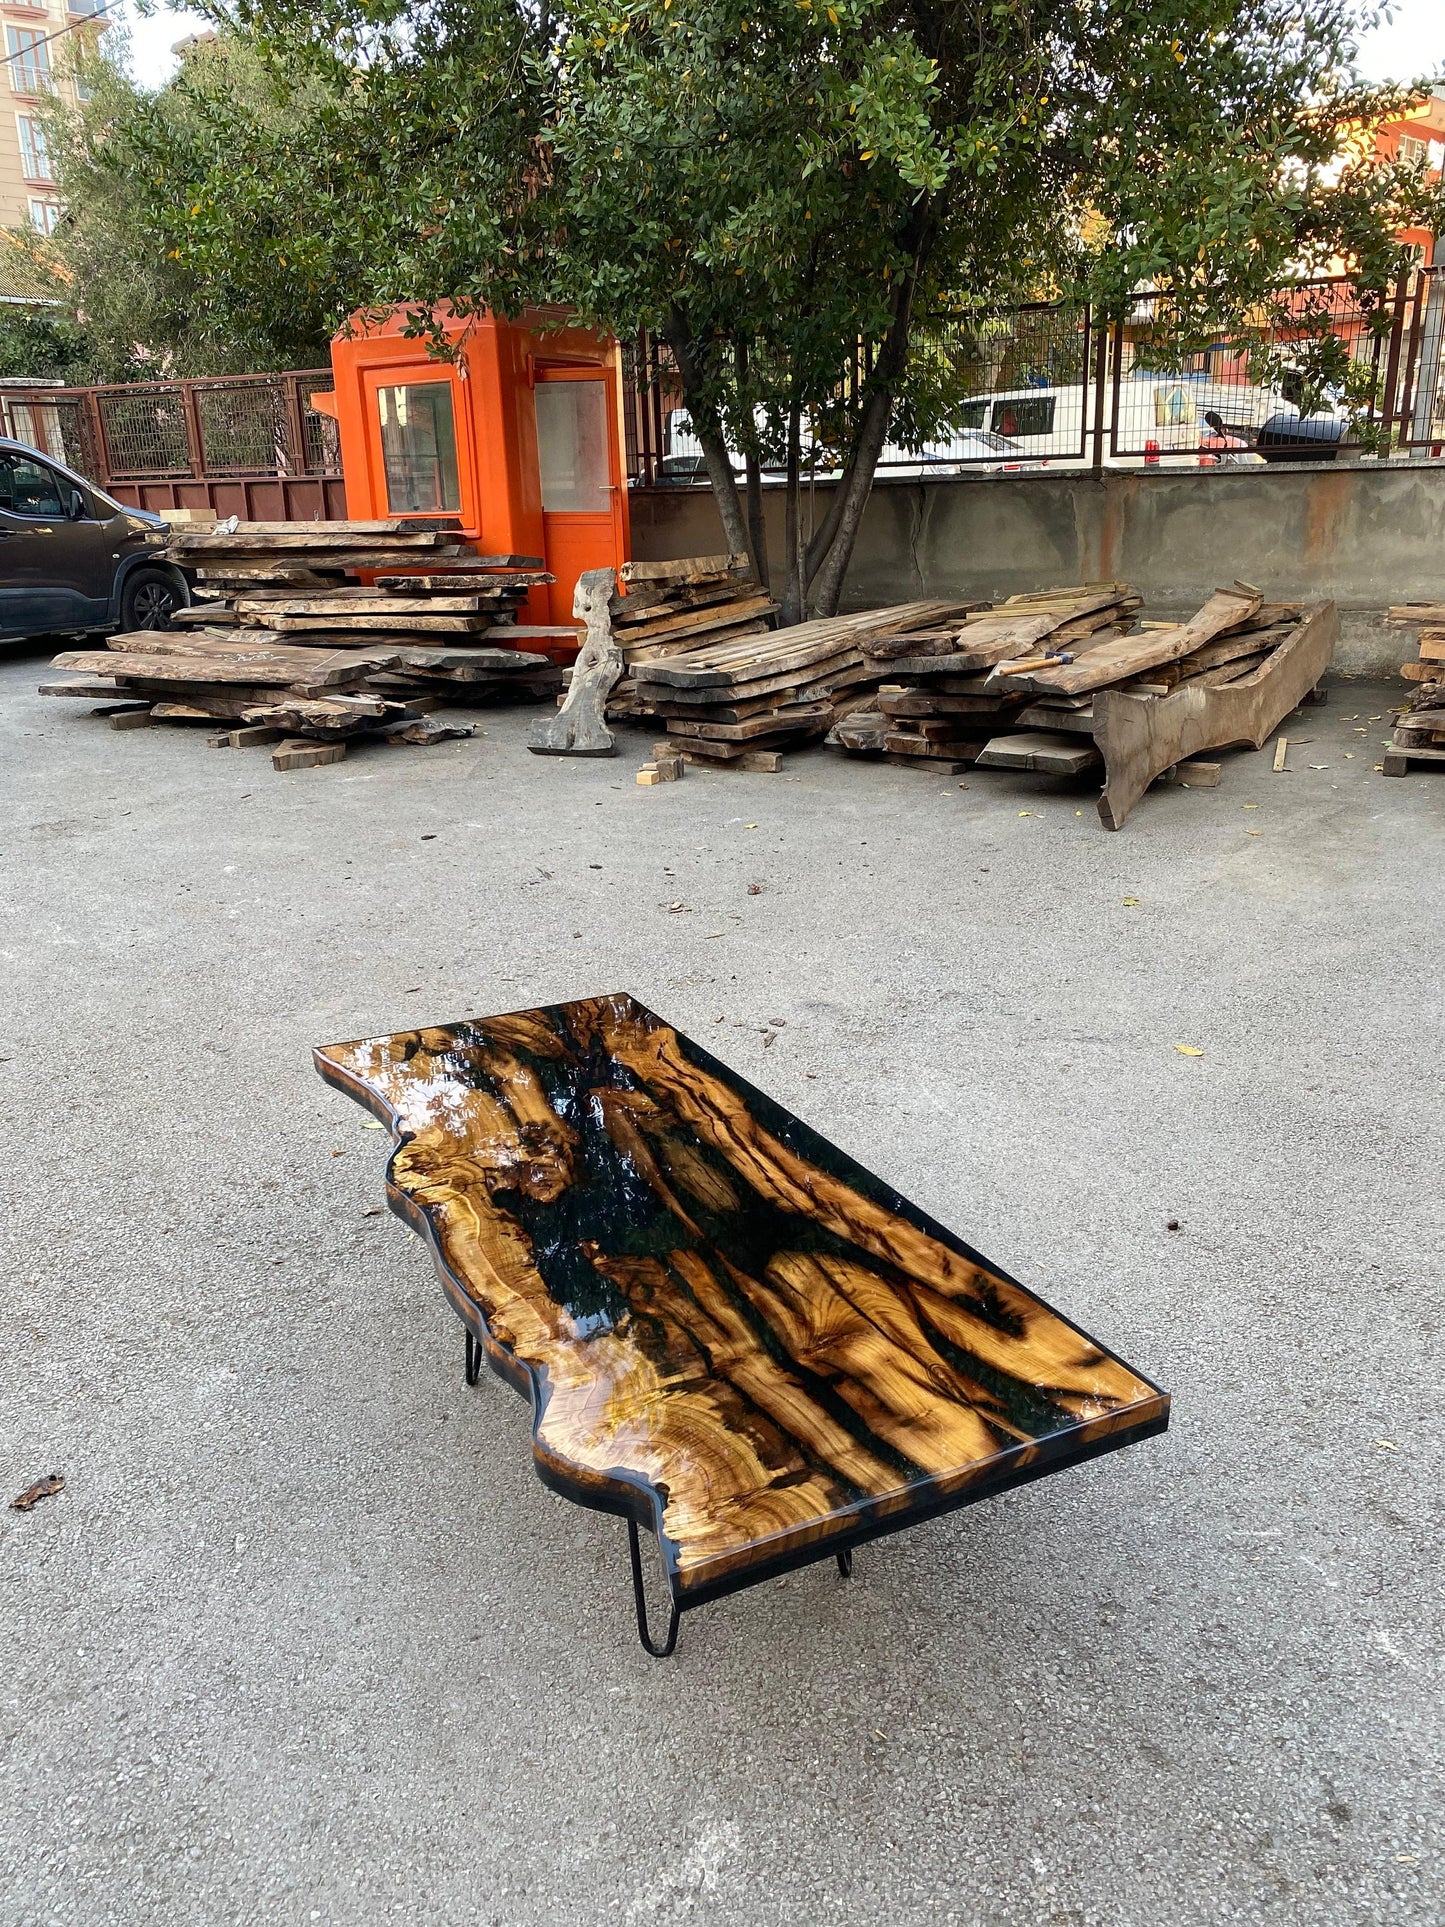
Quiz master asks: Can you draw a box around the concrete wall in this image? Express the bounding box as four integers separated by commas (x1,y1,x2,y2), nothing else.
627,462,1445,674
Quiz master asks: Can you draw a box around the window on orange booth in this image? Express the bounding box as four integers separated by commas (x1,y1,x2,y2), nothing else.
536,381,611,512
376,382,460,513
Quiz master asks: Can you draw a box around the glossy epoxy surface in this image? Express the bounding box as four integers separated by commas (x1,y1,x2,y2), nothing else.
317,993,1167,1594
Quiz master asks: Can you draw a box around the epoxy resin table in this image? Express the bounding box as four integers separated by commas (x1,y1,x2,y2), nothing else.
316,995,1168,1655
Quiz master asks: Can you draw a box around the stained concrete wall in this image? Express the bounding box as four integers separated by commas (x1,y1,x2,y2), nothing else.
627,462,1445,673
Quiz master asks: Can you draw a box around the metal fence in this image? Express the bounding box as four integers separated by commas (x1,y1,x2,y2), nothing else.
4,277,1444,520
623,267,1445,486
0,369,346,519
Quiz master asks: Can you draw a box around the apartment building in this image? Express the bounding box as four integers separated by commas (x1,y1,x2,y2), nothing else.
0,0,107,291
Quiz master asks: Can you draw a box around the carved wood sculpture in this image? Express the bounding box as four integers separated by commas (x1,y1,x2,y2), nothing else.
315,995,1169,1656
1093,600,1337,830
526,568,622,756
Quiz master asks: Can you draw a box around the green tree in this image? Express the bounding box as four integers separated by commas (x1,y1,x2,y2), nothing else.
16,26,363,376
171,0,1442,613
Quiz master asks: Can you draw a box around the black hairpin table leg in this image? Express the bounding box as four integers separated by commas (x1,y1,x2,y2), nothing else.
836,1549,854,1578
464,1331,483,1387
627,1519,680,1659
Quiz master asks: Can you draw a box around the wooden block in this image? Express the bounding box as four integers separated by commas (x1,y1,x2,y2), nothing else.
1381,749,1409,775
272,737,346,771
975,731,1102,774
655,754,685,781
636,764,662,786
1177,760,1221,787
1272,736,1289,771
737,750,783,772
108,707,156,730
885,754,974,774
40,677,125,699
228,725,284,748
206,733,233,748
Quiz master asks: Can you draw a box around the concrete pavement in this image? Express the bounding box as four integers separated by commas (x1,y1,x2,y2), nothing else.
1,648,1440,1927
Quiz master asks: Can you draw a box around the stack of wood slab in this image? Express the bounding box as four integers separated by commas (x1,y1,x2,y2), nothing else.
166,518,573,700
37,519,570,769
606,554,778,722
1382,603,1445,775
831,582,1300,777
829,585,1134,770
630,598,979,770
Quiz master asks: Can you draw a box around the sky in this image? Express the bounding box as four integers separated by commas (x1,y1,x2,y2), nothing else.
124,0,1445,89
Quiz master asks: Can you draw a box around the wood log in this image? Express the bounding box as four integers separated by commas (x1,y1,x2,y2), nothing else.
526,569,622,756
1092,600,1336,830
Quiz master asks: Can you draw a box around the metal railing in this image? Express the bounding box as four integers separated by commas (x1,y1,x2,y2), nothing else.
0,368,346,518
623,267,1445,486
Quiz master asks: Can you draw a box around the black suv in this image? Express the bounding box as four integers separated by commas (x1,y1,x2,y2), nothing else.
0,437,190,641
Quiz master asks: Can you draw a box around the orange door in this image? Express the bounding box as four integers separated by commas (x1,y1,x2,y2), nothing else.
533,365,628,623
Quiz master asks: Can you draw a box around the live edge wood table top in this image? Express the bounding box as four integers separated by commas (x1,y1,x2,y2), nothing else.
315,993,1168,1654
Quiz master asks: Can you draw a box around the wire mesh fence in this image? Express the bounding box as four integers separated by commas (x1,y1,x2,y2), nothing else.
622,270,1445,484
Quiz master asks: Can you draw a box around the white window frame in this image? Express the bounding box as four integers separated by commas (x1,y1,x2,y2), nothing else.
6,27,53,96
16,114,52,182
28,197,60,236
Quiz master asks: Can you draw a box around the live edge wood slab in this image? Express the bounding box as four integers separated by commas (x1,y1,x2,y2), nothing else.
315,994,1168,1655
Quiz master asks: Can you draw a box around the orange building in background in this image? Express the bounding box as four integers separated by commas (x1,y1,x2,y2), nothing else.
1347,92,1445,259
326,307,631,635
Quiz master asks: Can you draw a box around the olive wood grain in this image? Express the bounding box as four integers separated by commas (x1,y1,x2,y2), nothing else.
315,996,1168,1618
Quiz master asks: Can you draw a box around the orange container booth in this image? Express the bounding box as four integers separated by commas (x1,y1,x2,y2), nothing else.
327,307,632,648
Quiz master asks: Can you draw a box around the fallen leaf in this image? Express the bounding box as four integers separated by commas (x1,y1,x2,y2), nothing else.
1373,1439,1398,1451
1122,895,1140,906
747,883,762,895
1345,753,1355,759
762,1032,777,1047
667,901,688,914
588,863,602,870
330,1149,345,1158
1174,1044,1205,1056
361,1207,383,1217
360,1121,385,1132
745,822,758,829
11,1474,64,1513
420,834,437,841
1242,804,1258,810
1245,829,1262,836
1018,810,1034,817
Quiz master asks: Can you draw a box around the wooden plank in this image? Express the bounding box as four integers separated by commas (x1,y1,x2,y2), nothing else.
615,596,778,645
631,601,974,688
57,646,378,690
619,553,749,584
883,732,983,762
995,586,1264,697
663,703,831,742
1093,601,1337,830
1015,702,1097,734
171,526,456,552
243,695,389,733
235,593,525,618
975,731,1103,774
272,737,347,769
828,706,889,752
39,676,125,699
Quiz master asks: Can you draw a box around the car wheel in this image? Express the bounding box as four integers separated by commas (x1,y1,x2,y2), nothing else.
121,567,186,633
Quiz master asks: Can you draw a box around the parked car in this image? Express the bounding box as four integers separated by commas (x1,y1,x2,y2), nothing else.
0,437,190,642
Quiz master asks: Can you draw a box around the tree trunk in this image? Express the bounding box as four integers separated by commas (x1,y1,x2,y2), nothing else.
803,252,926,620
779,394,804,626
736,338,769,589
665,310,750,564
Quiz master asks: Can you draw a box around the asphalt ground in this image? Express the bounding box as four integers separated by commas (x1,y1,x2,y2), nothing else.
1,647,1440,1927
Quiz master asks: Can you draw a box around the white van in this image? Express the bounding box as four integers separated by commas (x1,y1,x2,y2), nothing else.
954,376,1304,464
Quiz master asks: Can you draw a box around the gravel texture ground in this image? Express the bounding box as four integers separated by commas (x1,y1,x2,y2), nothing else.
1,649,1439,1927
